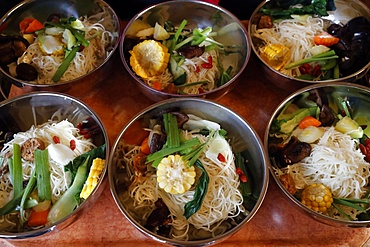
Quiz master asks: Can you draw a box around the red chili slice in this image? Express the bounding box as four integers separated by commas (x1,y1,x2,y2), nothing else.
217,153,226,162
236,167,243,175
240,174,248,183
201,63,212,69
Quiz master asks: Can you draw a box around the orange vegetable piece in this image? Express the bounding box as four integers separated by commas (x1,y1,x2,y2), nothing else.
298,116,322,129
152,81,162,91
140,137,151,155
27,208,50,226
314,32,340,47
19,17,44,34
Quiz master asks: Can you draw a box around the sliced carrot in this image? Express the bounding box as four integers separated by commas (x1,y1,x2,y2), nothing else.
152,81,162,91
27,208,50,226
298,116,322,129
140,137,151,155
19,17,44,34
314,32,340,47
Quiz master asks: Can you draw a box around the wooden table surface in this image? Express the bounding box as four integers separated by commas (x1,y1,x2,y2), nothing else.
2,3,370,245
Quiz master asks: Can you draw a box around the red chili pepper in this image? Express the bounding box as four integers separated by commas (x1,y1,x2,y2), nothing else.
201,56,213,69
70,140,76,150
360,143,367,155
312,65,321,77
299,63,312,74
195,66,200,73
366,154,370,163
236,167,243,175
217,153,226,162
198,87,205,93
201,63,212,69
366,138,370,147
240,174,248,183
53,136,60,144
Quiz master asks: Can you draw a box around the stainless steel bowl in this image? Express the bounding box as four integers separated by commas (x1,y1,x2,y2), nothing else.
248,0,370,91
0,0,121,92
120,0,250,102
265,82,370,227
0,92,109,239
109,98,269,246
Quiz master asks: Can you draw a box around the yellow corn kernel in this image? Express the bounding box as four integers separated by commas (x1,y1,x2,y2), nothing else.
301,183,333,213
259,43,290,70
157,154,196,195
80,158,105,199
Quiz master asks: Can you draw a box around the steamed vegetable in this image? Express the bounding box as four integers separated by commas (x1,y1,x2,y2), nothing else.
260,0,336,19
47,156,90,224
183,160,209,219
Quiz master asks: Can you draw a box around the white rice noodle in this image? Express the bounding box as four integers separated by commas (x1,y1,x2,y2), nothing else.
254,16,325,77
284,126,370,199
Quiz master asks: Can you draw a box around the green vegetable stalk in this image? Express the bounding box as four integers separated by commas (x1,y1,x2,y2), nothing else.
47,156,90,224
285,50,338,69
35,149,52,201
12,143,23,199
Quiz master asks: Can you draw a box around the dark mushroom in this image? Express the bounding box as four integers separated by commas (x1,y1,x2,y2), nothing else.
0,35,29,66
150,132,166,153
171,111,190,128
144,198,171,233
283,137,311,164
21,138,46,161
271,136,311,168
16,63,38,81
319,104,335,126
257,15,273,29
177,45,205,59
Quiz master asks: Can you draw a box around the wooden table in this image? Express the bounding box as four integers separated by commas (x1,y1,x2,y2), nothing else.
2,7,370,246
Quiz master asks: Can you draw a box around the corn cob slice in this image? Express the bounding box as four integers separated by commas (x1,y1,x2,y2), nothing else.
259,43,290,71
129,40,170,79
80,158,105,199
157,154,196,195
301,183,333,213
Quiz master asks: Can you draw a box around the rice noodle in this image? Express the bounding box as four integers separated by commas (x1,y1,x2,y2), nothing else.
277,127,370,199
115,120,245,241
254,16,325,77
17,6,118,85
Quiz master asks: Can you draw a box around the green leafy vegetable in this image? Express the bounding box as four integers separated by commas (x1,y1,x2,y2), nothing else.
261,0,336,19
64,144,106,181
235,152,251,196
183,160,209,219
48,156,90,224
